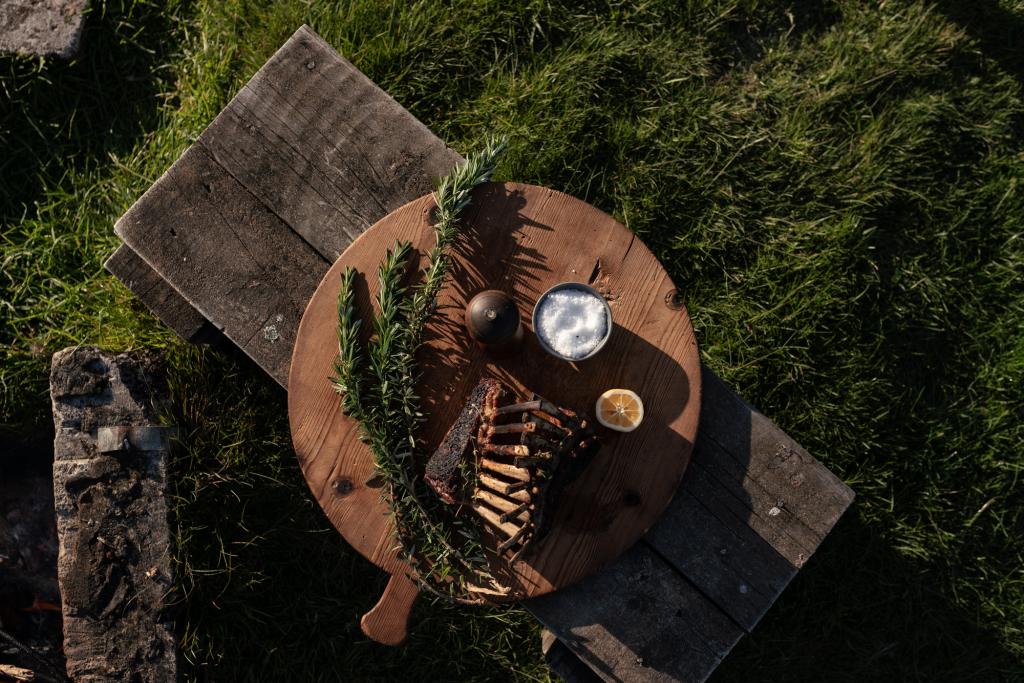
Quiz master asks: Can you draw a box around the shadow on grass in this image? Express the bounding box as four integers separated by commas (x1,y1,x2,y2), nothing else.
166,346,547,682
0,0,181,223
712,511,1023,681
932,0,1024,87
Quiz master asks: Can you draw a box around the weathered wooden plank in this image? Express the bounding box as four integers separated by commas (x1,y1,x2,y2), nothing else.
527,543,744,683
50,347,177,683
644,484,795,633
695,370,854,549
534,367,854,677
196,25,462,262
112,25,462,381
642,367,853,634
541,629,603,683
104,244,217,343
115,144,328,385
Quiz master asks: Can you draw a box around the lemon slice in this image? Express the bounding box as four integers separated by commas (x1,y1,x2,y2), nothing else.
595,389,644,432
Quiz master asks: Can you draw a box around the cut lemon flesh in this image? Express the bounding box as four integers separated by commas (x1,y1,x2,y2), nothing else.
595,389,644,432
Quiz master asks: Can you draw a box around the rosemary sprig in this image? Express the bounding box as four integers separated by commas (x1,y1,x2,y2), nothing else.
331,137,509,602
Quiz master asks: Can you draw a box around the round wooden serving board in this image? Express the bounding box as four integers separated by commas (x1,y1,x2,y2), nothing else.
288,182,701,644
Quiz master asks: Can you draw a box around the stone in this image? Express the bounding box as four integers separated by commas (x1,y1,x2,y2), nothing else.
0,0,88,59
49,347,177,683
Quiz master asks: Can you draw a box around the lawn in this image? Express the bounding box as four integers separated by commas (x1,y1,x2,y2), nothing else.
2,0,1022,680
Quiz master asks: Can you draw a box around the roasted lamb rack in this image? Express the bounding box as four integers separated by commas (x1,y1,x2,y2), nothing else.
424,378,599,561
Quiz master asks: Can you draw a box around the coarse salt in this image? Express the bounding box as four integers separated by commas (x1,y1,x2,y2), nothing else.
535,289,609,359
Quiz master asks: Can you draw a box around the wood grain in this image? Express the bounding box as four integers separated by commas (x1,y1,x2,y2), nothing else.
104,244,215,343
197,26,462,263
530,366,855,681
108,25,857,679
541,629,603,683
112,25,461,381
359,573,420,646
643,366,855,633
115,145,328,384
526,543,744,683
288,182,702,599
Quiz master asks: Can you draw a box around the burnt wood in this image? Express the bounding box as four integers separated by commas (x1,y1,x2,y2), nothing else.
107,25,854,681
49,347,177,683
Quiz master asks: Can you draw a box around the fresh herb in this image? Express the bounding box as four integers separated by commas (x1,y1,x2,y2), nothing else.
331,137,509,602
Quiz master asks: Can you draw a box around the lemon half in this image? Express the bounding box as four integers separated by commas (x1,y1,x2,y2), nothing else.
595,389,644,432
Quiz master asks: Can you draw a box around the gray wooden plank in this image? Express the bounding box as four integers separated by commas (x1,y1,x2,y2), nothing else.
114,144,328,385
685,440,819,565
536,367,854,678
696,369,855,545
542,629,603,683
644,483,796,633
196,24,463,262
642,367,854,634
104,243,216,343
112,25,462,381
527,543,744,683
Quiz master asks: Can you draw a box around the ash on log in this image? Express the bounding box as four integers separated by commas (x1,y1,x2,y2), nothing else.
49,347,177,682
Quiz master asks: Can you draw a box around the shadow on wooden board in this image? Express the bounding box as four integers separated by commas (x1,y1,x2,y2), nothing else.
527,369,757,682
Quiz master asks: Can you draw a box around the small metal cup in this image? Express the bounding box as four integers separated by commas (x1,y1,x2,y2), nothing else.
532,282,613,361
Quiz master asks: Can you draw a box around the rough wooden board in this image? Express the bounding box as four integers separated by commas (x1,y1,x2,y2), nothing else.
527,543,744,683
114,144,329,385
643,366,855,633
196,25,462,262
49,347,177,683
695,370,854,549
0,0,88,59
289,182,702,607
542,629,603,683
528,367,854,681
111,25,461,378
104,244,216,343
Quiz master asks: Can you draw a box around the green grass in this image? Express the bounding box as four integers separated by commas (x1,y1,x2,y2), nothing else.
2,0,1022,680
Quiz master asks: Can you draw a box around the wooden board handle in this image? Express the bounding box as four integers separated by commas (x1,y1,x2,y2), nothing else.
360,573,419,645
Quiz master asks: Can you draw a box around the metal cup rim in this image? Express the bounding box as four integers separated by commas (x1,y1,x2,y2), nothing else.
531,282,613,361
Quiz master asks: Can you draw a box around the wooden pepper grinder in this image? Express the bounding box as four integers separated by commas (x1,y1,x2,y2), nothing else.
465,290,523,355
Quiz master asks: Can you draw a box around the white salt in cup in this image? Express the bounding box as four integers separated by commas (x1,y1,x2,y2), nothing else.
532,282,613,362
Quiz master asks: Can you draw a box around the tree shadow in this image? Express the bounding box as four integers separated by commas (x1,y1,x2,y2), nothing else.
0,0,182,224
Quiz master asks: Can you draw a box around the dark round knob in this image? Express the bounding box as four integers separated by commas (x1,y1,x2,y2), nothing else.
465,290,521,345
